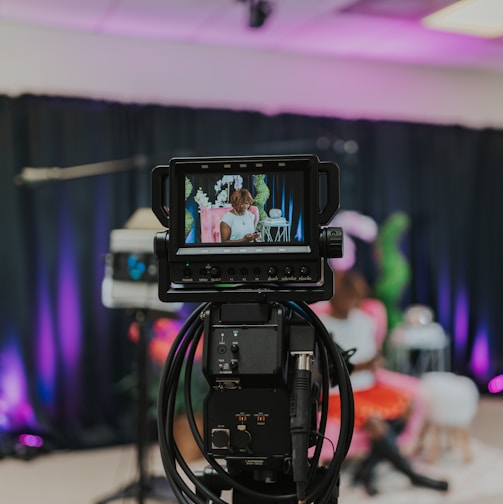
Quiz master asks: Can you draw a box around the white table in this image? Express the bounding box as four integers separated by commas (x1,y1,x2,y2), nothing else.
388,322,451,376
260,218,290,242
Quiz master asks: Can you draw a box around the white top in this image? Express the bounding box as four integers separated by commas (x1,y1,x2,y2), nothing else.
220,210,256,241
321,308,378,391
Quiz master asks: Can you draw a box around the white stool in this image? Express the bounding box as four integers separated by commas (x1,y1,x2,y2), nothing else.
419,372,479,463
389,305,450,376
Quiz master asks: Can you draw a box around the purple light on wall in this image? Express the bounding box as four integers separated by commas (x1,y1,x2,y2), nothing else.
36,268,57,407
437,266,451,329
93,179,112,405
488,374,503,394
454,287,469,364
57,206,82,419
0,337,36,431
58,250,82,371
470,326,490,380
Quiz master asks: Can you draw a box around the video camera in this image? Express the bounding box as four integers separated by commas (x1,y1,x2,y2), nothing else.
153,155,354,504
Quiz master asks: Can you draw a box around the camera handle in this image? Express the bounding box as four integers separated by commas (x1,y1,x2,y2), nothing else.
318,161,340,226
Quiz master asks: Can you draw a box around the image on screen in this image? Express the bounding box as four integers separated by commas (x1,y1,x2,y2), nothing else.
182,171,305,246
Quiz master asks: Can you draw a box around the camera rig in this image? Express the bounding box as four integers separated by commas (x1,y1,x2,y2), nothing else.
152,155,354,503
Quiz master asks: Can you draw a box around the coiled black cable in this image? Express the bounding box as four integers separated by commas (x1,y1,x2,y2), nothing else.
290,302,354,504
157,301,354,503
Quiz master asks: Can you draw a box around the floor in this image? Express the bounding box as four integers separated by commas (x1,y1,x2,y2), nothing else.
467,395,503,449
2,396,502,504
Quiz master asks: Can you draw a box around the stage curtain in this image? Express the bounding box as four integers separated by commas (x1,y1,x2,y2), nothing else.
1,94,502,450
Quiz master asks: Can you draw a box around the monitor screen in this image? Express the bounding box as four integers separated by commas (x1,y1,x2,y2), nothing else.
168,158,315,257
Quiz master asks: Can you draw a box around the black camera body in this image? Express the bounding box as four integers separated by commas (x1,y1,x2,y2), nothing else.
202,303,291,473
153,155,350,503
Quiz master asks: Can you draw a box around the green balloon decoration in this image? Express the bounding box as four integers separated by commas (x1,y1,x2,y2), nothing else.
373,211,411,331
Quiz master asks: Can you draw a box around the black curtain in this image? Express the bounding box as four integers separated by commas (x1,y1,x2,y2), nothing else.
1,94,502,450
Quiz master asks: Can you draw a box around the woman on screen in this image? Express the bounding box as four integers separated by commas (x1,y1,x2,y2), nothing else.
220,189,260,243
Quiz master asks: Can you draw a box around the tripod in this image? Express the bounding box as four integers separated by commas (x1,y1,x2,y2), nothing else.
96,309,176,504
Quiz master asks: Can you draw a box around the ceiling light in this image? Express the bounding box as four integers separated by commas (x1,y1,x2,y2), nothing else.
248,0,273,29
423,0,503,38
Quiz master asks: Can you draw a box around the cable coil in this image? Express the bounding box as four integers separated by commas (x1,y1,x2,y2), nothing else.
157,301,354,503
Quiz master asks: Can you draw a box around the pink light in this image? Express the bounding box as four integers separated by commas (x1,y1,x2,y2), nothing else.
454,288,469,348
19,434,44,448
488,374,503,393
470,326,490,379
36,268,57,407
0,339,36,429
57,198,83,420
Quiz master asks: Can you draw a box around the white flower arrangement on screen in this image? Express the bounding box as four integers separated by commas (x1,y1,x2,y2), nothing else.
193,175,245,210
214,175,243,207
215,188,229,206
194,188,212,209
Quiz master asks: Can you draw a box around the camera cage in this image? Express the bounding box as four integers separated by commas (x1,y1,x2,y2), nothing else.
151,154,343,303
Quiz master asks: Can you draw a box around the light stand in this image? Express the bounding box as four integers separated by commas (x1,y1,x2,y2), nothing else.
96,309,176,504
99,209,183,504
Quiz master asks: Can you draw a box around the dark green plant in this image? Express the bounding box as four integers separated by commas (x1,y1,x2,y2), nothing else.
253,174,270,222
185,176,194,239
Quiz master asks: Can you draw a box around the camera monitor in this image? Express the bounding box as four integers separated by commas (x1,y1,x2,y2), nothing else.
152,154,341,302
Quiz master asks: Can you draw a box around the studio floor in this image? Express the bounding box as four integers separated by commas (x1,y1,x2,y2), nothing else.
2,396,503,504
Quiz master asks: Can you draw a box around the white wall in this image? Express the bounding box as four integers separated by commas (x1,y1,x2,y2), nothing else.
2,20,503,129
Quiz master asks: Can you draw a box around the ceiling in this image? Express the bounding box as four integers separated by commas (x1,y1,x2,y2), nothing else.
1,0,503,73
